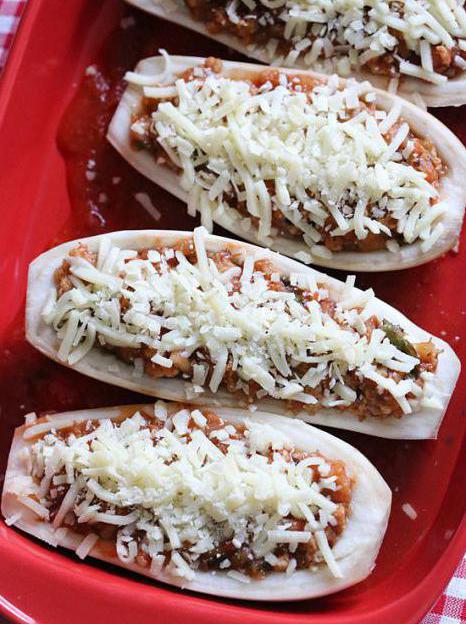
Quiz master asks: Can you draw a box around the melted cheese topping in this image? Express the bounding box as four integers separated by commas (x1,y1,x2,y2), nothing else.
184,0,466,82
43,229,433,415
128,69,444,256
21,407,347,579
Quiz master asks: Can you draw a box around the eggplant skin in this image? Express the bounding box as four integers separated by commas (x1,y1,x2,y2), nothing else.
1,403,392,601
107,55,466,272
25,229,460,439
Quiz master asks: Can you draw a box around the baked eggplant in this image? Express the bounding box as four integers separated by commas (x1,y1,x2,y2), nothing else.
108,55,466,271
26,228,460,438
2,402,391,600
125,0,466,107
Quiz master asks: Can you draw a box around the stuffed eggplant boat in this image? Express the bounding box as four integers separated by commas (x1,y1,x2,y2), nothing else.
108,55,466,272
125,0,466,107
26,228,460,439
1,402,391,600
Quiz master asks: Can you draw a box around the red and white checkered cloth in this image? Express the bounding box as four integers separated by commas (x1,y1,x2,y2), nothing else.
0,0,464,622
0,0,23,68
423,556,466,624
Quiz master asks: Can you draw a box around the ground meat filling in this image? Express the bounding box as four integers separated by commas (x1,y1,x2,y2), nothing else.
27,408,353,579
129,58,446,253
181,0,466,80
53,242,439,421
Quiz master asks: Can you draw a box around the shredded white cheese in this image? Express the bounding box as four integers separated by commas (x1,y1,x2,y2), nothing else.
76,532,99,559
401,502,418,520
128,67,444,253
23,407,350,580
134,192,162,221
43,229,432,415
176,0,466,83
4,512,23,526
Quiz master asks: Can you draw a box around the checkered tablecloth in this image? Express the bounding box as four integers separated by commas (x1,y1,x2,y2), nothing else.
0,0,23,68
0,0,465,622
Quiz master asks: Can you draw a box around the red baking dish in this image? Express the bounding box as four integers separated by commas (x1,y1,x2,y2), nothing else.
0,0,465,622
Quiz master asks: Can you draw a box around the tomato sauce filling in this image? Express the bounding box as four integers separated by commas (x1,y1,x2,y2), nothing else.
27,407,353,579
52,239,438,420
130,58,446,253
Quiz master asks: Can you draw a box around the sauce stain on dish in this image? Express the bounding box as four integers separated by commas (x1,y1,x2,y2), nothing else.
56,11,220,241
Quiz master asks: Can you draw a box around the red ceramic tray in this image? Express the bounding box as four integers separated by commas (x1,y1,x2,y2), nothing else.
0,1,465,622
